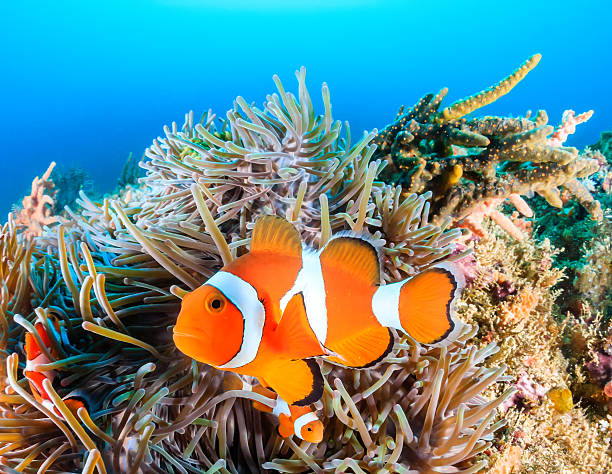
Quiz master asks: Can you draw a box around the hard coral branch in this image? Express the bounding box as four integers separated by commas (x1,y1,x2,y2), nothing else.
548,109,594,147
437,53,542,123
373,55,602,240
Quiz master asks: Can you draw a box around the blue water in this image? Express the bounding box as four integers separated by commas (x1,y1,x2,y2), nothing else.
1,0,610,216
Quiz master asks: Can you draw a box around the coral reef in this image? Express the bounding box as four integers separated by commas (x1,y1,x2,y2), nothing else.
0,70,509,472
573,221,612,317
372,54,603,240
2,60,610,473
458,220,612,472
12,162,58,238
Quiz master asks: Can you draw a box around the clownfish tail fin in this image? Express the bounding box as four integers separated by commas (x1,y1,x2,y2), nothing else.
372,262,464,345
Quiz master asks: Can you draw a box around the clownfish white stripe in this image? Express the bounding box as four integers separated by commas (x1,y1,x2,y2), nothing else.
293,412,319,439
207,271,266,369
272,397,291,418
25,353,57,381
371,281,403,331
280,248,328,344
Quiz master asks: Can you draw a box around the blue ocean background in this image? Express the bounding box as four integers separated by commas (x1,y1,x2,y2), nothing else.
1,0,610,216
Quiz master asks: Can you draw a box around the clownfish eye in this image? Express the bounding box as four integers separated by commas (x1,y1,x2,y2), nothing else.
307,427,312,431
205,293,226,313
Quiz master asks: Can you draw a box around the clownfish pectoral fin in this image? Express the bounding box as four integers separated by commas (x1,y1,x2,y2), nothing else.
319,234,381,285
250,215,302,258
62,389,94,413
222,373,245,392
63,398,86,417
325,326,394,369
394,263,464,345
251,384,276,413
262,359,323,406
273,293,325,359
277,413,294,438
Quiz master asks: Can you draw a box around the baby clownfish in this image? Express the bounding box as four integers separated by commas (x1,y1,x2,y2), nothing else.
174,215,464,406
24,314,90,419
223,374,323,443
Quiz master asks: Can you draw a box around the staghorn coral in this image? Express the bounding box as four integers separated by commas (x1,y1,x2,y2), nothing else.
373,54,603,240
13,162,59,239
0,69,509,472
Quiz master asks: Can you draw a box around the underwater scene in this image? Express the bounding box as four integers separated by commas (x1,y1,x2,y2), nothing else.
2,1,612,472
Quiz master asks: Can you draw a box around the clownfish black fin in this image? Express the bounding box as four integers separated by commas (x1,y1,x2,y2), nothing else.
262,358,323,406
319,234,381,285
251,215,302,258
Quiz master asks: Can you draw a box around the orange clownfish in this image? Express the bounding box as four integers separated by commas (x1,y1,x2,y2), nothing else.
24,315,88,419
173,215,464,406
224,374,323,443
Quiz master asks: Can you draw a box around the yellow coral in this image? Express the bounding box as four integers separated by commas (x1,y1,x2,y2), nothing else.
547,387,573,413
436,54,541,123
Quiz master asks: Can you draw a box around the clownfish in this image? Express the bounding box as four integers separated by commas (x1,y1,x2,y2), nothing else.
174,215,464,406
223,374,323,443
24,314,89,419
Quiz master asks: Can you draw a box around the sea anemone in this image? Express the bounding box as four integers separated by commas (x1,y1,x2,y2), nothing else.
0,69,510,472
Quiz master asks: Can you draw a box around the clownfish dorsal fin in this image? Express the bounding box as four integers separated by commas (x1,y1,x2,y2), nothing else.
273,293,325,359
262,358,323,406
250,215,302,258
319,233,381,286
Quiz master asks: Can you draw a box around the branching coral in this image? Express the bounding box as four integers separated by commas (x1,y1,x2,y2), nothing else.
0,69,509,472
548,109,593,148
13,162,59,239
373,54,603,240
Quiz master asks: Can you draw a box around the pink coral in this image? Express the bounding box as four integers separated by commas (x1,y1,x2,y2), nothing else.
502,372,547,411
458,194,533,241
13,162,58,239
548,109,594,147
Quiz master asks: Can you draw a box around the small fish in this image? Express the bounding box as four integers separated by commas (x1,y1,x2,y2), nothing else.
24,314,89,419
174,215,463,406
223,374,323,443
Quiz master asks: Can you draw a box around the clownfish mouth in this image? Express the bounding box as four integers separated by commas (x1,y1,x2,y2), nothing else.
172,331,202,358
172,331,198,339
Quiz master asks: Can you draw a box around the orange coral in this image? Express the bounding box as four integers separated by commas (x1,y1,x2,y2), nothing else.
500,287,540,325
13,162,58,238
489,445,523,474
